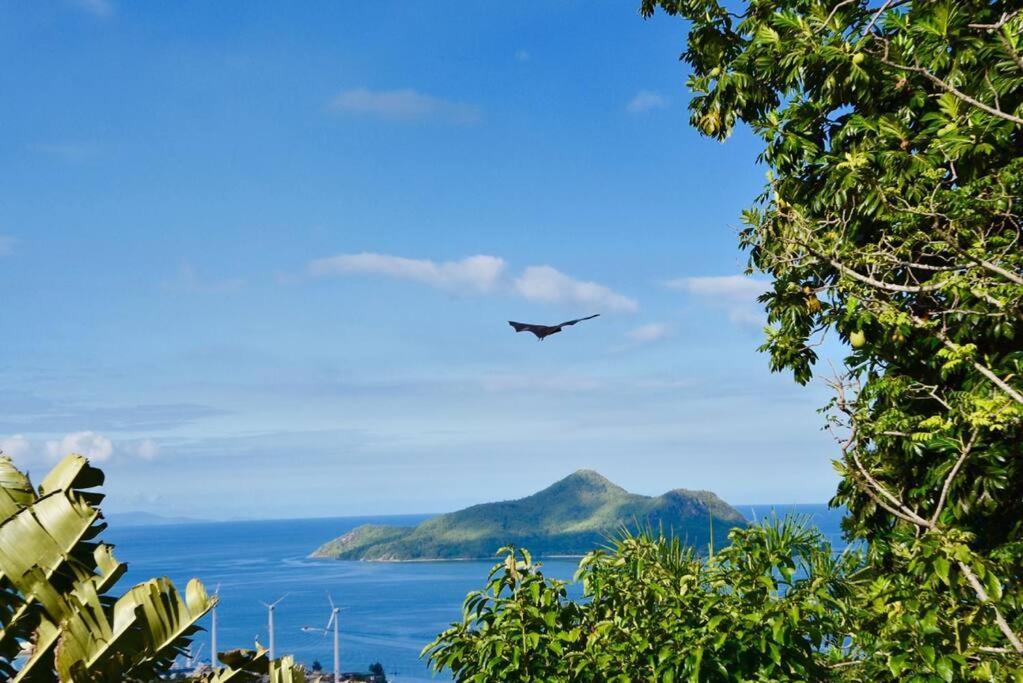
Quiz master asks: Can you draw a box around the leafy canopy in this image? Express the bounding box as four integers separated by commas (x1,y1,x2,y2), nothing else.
639,0,1023,676
425,520,862,681
430,0,1023,678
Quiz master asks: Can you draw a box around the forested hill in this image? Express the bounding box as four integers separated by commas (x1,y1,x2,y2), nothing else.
311,470,747,561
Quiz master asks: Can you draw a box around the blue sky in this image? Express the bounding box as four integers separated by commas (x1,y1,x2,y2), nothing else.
1,0,840,519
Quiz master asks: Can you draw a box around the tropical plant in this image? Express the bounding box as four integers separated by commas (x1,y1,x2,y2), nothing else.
424,546,584,681
0,452,308,682
425,518,863,681
637,0,1023,676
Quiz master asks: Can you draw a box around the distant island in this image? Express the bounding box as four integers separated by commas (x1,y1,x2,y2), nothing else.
105,511,208,526
311,470,747,561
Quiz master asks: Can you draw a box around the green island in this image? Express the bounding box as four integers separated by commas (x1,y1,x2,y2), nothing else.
310,470,747,561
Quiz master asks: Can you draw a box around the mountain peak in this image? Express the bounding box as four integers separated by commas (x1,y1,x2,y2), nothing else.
567,469,613,484
542,469,626,497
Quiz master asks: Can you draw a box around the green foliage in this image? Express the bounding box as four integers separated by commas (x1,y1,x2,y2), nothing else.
425,519,864,681
430,0,1023,676
637,0,1023,674
0,453,210,681
0,452,308,682
312,470,746,560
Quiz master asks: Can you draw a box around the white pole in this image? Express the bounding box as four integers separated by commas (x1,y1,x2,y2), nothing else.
211,606,218,670
333,610,340,683
268,605,275,661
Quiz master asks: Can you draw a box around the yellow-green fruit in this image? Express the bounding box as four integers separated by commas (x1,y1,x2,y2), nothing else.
806,296,822,313
850,330,867,348
892,331,905,344
852,52,865,65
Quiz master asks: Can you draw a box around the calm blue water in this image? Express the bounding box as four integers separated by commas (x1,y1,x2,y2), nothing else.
105,504,845,681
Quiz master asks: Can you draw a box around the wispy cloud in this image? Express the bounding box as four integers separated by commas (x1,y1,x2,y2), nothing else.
480,374,601,393
626,323,671,343
627,90,667,113
514,265,638,313
665,275,768,299
0,235,14,256
309,253,506,293
514,49,531,62
128,438,160,460
46,431,114,462
72,0,114,17
328,88,481,124
308,252,638,313
0,392,229,433
664,275,769,327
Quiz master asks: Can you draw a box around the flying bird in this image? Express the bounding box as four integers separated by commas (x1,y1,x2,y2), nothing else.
508,314,600,341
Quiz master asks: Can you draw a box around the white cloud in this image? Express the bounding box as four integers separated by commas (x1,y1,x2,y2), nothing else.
0,235,14,256
73,0,114,17
627,90,668,113
515,50,531,62
46,431,114,462
514,265,638,313
309,253,507,293
0,434,32,461
307,252,637,313
328,88,480,124
3,432,159,467
665,275,768,300
627,323,671,343
665,275,770,328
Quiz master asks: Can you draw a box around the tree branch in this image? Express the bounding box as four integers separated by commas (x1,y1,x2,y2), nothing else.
957,561,1023,654
929,432,976,527
828,374,1023,654
862,0,891,36
933,333,1023,406
877,57,1023,125
933,225,1023,287
828,257,948,293
824,0,858,28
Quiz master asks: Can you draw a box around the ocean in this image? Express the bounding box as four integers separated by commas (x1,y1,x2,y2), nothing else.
104,504,845,682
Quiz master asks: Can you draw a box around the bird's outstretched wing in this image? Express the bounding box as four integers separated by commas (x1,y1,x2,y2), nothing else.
509,321,548,334
558,314,600,327
508,321,561,340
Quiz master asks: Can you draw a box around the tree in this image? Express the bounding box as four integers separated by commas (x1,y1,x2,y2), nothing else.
368,662,385,675
430,0,1023,678
425,520,862,681
639,0,1023,676
0,452,309,682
